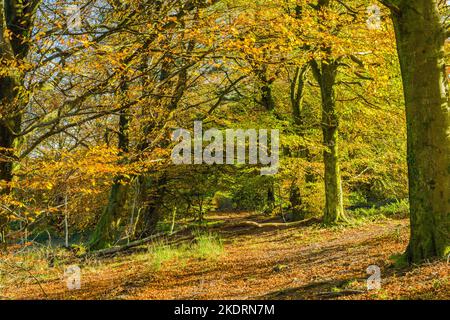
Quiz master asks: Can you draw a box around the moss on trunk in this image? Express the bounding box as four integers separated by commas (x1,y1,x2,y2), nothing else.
313,59,346,224
390,0,450,262
89,182,128,250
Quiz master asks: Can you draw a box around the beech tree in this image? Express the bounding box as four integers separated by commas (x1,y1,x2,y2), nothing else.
380,0,449,262
0,0,39,244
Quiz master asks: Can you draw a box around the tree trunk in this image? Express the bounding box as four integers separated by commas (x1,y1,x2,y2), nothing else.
136,175,166,238
0,119,18,189
0,71,23,247
290,63,317,211
267,182,276,213
291,64,310,126
389,0,449,262
89,182,129,250
289,183,304,219
313,60,346,224
254,64,275,111
89,91,130,250
0,0,36,246
64,194,69,248
261,83,275,111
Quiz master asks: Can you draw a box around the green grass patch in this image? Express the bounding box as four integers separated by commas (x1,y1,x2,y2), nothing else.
190,231,224,260
350,199,409,223
188,219,226,229
147,231,224,271
148,241,182,271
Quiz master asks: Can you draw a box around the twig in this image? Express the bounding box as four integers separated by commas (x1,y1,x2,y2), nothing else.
1,259,48,298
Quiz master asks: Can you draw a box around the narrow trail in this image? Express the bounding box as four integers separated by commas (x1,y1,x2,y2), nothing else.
2,212,449,300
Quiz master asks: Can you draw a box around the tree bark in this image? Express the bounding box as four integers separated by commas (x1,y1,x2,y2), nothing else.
312,60,346,224
0,0,36,245
136,175,164,238
291,64,310,126
261,83,276,111
0,114,20,189
388,0,449,262
89,182,129,250
289,63,315,215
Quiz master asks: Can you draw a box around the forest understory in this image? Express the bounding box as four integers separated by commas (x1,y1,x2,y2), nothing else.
1,211,448,300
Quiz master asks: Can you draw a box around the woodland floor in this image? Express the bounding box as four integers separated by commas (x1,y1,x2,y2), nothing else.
1,212,449,300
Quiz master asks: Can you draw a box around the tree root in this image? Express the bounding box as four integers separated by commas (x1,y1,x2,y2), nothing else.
234,217,321,229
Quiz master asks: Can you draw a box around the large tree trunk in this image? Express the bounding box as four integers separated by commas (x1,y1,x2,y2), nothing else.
0,40,22,247
388,0,449,262
0,0,35,246
0,97,20,189
0,118,16,245
313,60,346,224
0,124,14,184
0,113,21,245
136,175,166,238
289,63,316,215
89,182,129,250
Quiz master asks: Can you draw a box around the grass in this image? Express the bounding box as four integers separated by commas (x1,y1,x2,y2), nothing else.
0,232,222,298
191,231,223,260
147,231,224,271
149,241,182,271
0,230,224,293
349,199,409,224
188,219,226,229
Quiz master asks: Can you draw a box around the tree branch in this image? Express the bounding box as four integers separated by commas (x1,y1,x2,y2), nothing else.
378,0,401,15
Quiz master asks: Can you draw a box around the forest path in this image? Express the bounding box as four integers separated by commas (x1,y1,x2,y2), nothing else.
3,212,449,300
